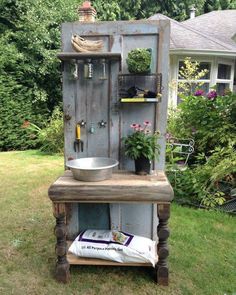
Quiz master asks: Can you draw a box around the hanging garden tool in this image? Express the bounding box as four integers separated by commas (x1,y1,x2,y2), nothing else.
74,123,84,152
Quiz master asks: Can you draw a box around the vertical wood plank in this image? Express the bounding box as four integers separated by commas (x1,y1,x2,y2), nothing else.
109,35,122,163
156,20,170,170
109,204,121,230
62,24,76,163
74,62,87,158
120,203,153,238
86,60,109,157
65,203,79,240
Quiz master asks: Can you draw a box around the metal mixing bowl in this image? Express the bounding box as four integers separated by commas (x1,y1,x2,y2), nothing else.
66,157,119,181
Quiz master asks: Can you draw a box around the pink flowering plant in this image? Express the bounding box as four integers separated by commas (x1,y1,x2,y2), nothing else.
123,121,161,160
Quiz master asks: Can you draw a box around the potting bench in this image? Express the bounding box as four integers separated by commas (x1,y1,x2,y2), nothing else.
48,170,174,285
49,7,173,286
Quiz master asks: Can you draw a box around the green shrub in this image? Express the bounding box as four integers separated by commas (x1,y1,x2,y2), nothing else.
167,93,236,157
126,48,151,73
0,76,47,151
166,92,236,208
29,107,64,154
0,0,78,151
167,144,235,208
177,57,209,95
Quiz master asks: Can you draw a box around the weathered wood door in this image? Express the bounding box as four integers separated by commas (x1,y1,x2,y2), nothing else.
61,20,170,238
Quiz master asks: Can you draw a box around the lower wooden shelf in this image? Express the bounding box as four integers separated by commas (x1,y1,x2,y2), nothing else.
67,241,153,267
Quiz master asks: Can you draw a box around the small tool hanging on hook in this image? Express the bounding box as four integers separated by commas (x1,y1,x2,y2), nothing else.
74,123,84,152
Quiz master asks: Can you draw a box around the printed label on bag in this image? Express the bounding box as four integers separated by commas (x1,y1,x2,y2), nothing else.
78,230,133,246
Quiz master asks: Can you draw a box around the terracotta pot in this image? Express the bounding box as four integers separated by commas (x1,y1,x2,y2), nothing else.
134,155,151,175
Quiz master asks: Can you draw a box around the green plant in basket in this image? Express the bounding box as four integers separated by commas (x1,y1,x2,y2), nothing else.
126,48,151,74
123,121,160,161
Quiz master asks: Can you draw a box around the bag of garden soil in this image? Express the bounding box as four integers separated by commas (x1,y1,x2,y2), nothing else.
68,229,157,267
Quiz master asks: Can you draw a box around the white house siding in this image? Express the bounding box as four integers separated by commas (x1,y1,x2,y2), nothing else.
169,54,235,106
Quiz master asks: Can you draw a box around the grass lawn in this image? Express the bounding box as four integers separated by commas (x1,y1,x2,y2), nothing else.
0,150,235,295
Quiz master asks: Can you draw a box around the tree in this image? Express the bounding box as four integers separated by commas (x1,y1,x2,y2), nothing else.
93,0,142,20
93,0,235,21
204,0,236,12
177,57,209,95
0,0,80,150
1,0,234,150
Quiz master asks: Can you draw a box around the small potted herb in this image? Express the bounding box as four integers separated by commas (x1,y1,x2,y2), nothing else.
123,121,160,175
126,48,152,74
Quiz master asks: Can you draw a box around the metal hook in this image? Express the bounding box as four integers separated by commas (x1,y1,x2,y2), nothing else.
98,120,107,128
79,120,86,128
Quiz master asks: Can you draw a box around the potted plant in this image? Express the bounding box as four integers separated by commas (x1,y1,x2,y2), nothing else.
126,48,152,74
123,121,160,175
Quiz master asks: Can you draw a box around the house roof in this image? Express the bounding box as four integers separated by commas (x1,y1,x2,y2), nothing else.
149,11,236,56
182,10,236,48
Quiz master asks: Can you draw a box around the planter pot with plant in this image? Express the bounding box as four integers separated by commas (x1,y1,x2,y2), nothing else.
126,48,152,74
123,121,160,175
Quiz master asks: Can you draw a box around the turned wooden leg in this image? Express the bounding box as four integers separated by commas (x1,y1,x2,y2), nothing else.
156,203,170,286
53,203,70,283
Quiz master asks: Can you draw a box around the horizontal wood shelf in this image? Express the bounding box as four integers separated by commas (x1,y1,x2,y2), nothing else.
120,97,159,103
48,170,174,203
67,241,153,266
118,73,157,77
57,52,121,61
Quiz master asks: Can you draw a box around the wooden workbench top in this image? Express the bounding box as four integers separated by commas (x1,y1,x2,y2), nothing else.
48,170,174,203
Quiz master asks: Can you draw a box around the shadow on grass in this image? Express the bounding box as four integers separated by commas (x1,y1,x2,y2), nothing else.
71,264,155,282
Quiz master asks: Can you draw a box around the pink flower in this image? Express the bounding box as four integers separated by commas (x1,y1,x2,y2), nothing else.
130,123,138,128
207,90,217,100
143,121,151,126
194,89,204,96
165,132,171,139
135,126,143,132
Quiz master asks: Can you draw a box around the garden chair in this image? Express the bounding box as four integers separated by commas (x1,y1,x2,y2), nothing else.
166,137,195,170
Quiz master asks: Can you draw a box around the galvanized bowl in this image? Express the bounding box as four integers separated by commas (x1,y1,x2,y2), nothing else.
66,157,119,182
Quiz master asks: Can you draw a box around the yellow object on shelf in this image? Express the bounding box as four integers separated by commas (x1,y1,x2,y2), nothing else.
120,98,159,103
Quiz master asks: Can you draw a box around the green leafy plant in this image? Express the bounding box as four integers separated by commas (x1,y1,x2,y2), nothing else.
0,75,47,151
167,142,236,209
28,107,64,154
166,91,236,208
201,191,225,208
167,92,236,156
126,48,151,73
167,166,227,209
0,0,78,151
177,57,209,95
123,121,160,160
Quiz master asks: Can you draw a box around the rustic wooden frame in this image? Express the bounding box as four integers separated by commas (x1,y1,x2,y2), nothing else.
49,171,173,285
